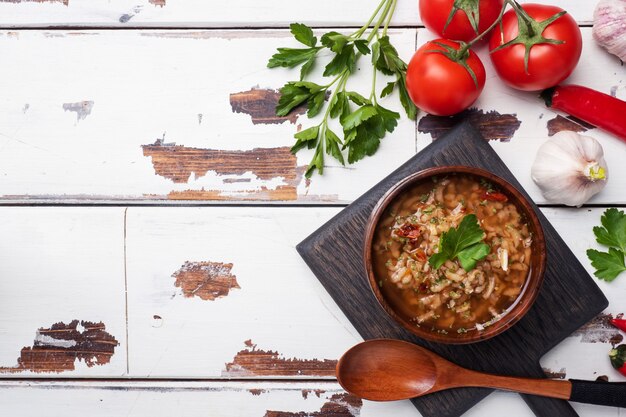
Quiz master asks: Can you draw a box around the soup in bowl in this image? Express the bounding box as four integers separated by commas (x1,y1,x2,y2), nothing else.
364,166,546,344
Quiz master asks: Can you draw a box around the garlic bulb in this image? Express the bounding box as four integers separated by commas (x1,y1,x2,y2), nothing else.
531,131,608,206
593,0,626,62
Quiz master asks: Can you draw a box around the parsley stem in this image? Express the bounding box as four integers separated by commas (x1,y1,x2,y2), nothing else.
321,70,349,124
367,0,394,43
370,61,378,104
351,0,391,39
382,0,397,37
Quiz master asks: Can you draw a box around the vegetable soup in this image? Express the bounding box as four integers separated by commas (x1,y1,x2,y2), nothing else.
372,174,532,335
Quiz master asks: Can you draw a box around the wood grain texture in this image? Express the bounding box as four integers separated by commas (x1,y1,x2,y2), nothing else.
172,261,240,301
223,340,336,377
297,123,608,417
0,320,119,373
0,207,127,377
0,380,618,417
0,29,623,204
0,0,597,28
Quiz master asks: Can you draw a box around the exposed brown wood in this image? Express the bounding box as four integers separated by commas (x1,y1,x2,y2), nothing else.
418,108,521,142
248,389,265,396
0,320,119,373
148,0,165,6
546,114,595,136
264,393,362,417
142,142,299,184
230,88,306,125
572,313,624,345
167,186,297,201
301,389,325,399
172,261,240,301
223,340,337,377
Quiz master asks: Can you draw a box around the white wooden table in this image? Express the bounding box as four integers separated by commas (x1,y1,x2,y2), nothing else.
0,1,624,416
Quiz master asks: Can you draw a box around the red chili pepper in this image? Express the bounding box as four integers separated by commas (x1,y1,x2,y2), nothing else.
541,85,626,142
609,345,626,377
481,191,508,202
611,318,626,333
396,224,420,240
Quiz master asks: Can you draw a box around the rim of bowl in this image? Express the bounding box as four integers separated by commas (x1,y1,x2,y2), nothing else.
363,166,547,344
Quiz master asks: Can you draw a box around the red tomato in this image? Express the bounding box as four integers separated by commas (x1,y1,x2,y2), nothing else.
405,39,486,116
419,0,504,42
489,4,582,91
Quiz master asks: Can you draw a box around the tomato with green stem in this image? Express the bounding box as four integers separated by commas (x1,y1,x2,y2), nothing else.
405,39,486,116
420,0,504,42
489,2,582,91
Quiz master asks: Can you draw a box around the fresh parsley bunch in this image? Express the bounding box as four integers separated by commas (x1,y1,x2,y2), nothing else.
587,208,626,281
267,0,417,177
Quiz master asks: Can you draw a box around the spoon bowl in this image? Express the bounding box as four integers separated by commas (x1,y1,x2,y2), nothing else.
336,339,438,401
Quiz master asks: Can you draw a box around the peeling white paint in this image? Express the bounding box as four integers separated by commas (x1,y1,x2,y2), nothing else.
34,332,77,349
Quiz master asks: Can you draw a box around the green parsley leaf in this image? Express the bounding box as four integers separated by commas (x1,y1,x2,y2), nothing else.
428,214,490,271
305,140,325,177
375,104,400,133
268,47,319,69
299,56,316,80
380,81,396,98
275,81,324,117
373,35,406,75
457,242,491,271
341,105,378,130
307,91,327,118
345,91,370,106
329,91,350,120
290,23,317,47
397,72,418,120
354,39,371,55
291,125,319,153
325,127,345,166
324,44,356,76
320,31,348,53
587,248,626,281
593,208,626,252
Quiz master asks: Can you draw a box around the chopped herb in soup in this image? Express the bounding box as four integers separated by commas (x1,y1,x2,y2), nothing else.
372,174,532,334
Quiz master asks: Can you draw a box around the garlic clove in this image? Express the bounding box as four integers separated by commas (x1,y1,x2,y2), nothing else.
531,131,608,206
593,0,626,62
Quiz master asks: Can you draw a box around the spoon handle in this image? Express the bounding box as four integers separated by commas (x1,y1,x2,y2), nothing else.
465,371,626,407
569,379,626,408
462,370,571,400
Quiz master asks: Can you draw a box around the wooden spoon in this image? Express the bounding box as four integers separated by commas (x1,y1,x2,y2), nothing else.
336,339,626,408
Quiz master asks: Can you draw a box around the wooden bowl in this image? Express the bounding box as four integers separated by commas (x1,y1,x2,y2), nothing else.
363,166,547,344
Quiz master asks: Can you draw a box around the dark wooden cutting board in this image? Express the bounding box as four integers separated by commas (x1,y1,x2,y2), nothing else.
297,122,608,417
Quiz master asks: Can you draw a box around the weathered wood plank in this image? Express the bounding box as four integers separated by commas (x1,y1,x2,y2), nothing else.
0,207,127,377
0,380,617,417
0,28,623,204
121,207,626,382
0,0,597,28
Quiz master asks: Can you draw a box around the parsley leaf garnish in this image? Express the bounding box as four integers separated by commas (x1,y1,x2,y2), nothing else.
267,1,419,178
587,248,626,281
429,214,490,271
587,208,626,281
594,208,626,252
